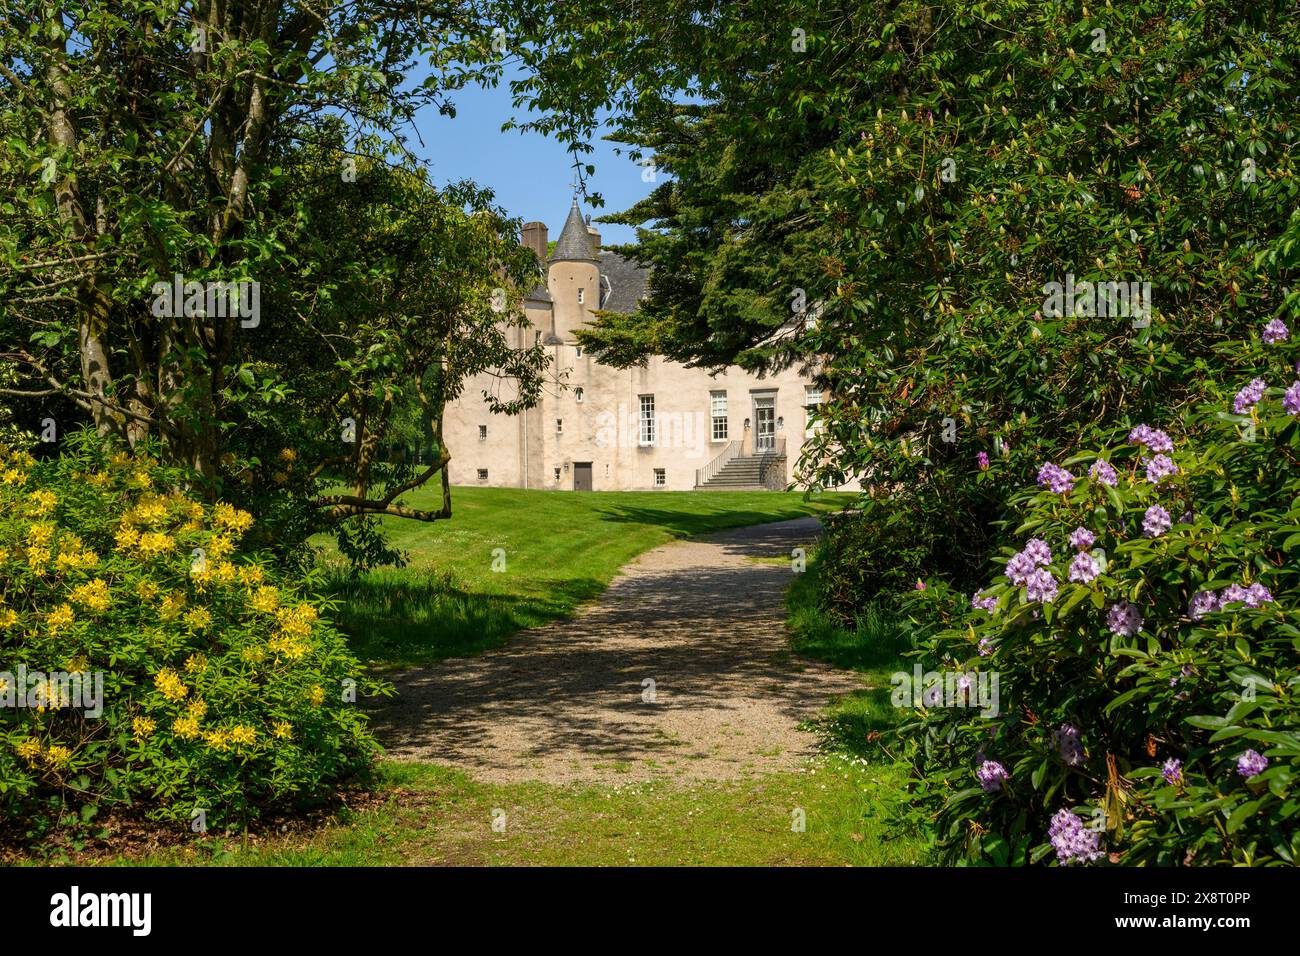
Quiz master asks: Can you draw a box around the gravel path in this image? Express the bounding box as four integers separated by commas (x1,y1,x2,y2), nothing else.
371,517,864,784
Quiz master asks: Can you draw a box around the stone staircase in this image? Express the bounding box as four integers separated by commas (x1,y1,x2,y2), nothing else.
695,441,786,490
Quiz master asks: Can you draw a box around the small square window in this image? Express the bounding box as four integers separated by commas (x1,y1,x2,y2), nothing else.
654,468,666,487
577,288,585,304
478,425,487,441
554,467,561,483
477,469,489,481
575,387,584,403
556,418,563,434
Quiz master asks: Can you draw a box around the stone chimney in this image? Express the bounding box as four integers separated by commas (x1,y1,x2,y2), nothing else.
584,214,601,254
521,221,548,260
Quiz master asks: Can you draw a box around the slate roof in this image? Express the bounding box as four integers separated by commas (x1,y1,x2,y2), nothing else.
550,199,598,263
596,249,649,314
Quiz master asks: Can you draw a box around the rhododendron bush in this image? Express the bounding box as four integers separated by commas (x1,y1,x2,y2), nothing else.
901,327,1300,866
0,434,383,839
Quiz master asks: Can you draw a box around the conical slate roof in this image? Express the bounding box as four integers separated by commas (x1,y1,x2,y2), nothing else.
550,198,598,263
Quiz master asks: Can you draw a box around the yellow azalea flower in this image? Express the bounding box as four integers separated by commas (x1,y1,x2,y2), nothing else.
154,667,188,702
268,633,309,660
28,523,54,547
308,685,325,707
172,715,201,739
132,716,156,739
279,448,297,463
15,739,42,764
0,468,25,485
212,561,237,585
272,471,288,485
64,655,89,674
0,609,18,629
135,579,160,601
132,497,168,526
27,547,50,575
128,470,152,490
203,729,232,752
0,547,8,564
249,585,279,614
207,535,234,561
237,564,264,586
158,592,186,620
272,721,293,740
88,471,111,487
275,604,318,640
136,532,175,558
183,607,212,631
183,653,208,674
70,578,111,613
46,603,75,634
114,526,141,551
186,698,208,719
213,503,254,535
44,745,72,767
28,489,57,513
229,725,256,746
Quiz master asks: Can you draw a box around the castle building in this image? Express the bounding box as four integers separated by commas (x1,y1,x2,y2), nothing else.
444,198,841,492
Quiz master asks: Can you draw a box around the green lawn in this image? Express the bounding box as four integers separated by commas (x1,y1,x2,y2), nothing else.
97,758,922,867
317,485,854,669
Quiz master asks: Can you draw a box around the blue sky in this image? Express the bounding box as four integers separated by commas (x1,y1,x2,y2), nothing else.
407,65,655,247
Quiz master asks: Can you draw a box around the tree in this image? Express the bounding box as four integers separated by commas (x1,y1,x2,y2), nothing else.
505,0,1300,593
1,1,544,555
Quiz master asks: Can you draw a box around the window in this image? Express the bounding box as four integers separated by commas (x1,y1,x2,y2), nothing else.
575,387,584,403
710,390,728,441
534,330,541,345
575,346,583,357
805,387,824,439
639,394,656,445
554,467,561,483
478,425,487,441
654,468,666,487
577,287,585,304
477,469,489,481
556,418,563,434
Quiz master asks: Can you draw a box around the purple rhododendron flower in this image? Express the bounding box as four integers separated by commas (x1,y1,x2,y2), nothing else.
1128,424,1175,453
1049,809,1103,865
976,760,1009,793
1219,583,1250,607
1068,527,1095,551
1145,454,1179,484
971,593,998,614
1053,724,1083,766
1263,318,1289,344
1089,459,1118,486
1005,551,1037,585
1162,759,1184,786
978,636,994,656
1233,378,1267,415
1189,590,1219,620
1244,582,1274,608
1142,504,1172,538
1068,551,1100,583
976,451,990,469
1285,381,1300,416
1023,538,1053,566
1037,462,1075,494
1237,750,1268,779
1107,601,1143,636
1025,567,1059,603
